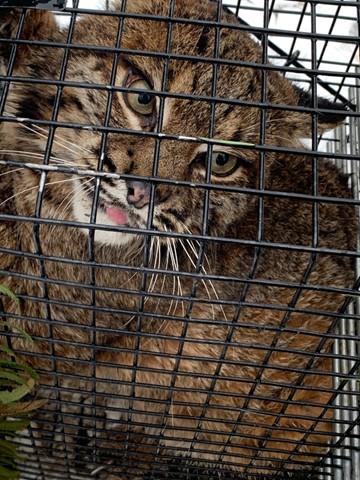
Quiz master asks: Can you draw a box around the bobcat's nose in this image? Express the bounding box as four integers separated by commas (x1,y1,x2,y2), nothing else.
126,180,151,209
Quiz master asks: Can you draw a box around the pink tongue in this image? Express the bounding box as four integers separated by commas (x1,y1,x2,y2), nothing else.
106,206,129,225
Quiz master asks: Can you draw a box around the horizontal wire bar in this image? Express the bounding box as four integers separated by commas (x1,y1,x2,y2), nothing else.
2,265,358,299
29,367,360,403
0,7,357,44
5,321,360,363
0,37,359,78
31,396,358,435
14,425,347,464
0,216,359,258
10,338,359,382
2,117,360,163
0,74,357,117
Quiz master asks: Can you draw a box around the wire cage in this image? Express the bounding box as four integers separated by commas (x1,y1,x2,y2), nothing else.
0,0,359,479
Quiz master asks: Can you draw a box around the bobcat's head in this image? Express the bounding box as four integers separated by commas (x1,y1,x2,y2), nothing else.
0,1,345,247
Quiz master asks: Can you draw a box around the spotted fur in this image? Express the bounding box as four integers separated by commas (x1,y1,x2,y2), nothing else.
0,2,357,478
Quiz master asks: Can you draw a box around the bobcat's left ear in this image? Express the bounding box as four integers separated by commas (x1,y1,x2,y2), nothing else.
295,86,349,132
0,9,58,63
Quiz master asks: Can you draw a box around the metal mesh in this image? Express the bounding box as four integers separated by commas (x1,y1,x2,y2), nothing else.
0,1,359,479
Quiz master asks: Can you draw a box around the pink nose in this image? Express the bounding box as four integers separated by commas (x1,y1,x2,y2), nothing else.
126,181,151,209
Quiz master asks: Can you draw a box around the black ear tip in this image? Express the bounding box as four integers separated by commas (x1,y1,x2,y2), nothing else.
318,102,349,125
295,86,349,124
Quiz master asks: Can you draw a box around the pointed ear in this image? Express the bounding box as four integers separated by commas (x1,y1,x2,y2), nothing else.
0,9,58,62
294,86,349,133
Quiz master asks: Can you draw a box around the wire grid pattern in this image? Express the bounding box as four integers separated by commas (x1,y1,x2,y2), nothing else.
0,0,359,479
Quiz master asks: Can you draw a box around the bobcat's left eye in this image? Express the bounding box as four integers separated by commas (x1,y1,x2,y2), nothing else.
211,152,238,177
125,79,155,116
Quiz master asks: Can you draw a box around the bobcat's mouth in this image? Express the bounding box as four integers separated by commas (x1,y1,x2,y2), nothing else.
101,200,146,231
105,205,129,226
73,182,149,247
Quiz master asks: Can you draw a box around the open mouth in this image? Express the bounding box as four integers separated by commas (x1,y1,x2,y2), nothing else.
105,205,129,226
101,201,147,231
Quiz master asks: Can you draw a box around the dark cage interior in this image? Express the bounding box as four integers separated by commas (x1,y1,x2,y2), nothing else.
0,0,359,479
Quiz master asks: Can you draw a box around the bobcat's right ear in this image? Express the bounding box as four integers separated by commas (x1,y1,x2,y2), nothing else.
295,86,349,133
0,9,58,62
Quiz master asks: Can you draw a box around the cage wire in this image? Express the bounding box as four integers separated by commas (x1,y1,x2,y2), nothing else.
0,0,359,479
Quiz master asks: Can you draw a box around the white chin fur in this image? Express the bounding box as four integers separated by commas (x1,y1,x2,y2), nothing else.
72,188,142,247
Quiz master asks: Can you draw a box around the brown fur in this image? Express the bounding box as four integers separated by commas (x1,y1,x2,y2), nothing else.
0,2,357,478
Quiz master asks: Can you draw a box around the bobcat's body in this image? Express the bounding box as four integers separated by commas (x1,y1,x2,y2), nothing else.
0,2,356,477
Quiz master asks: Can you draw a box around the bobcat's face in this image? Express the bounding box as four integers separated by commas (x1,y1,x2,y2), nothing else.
0,0,327,247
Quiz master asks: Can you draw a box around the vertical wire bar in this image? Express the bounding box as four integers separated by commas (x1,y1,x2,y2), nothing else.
320,134,337,480
138,1,177,476
323,77,360,480
236,1,328,472
234,0,242,18
316,1,343,70
337,75,360,480
236,2,311,470
334,324,344,480
286,0,309,65
297,50,360,480
0,17,47,478
268,0,276,22
332,120,346,479
123,1,176,472
182,0,224,461
30,5,79,477
0,10,26,115
349,70,360,480
263,2,326,472
340,313,351,480
153,1,225,469
216,0,269,467
85,1,128,474
330,0,360,106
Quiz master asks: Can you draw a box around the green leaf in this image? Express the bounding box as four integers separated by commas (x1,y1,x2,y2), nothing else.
0,440,17,457
0,418,30,432
10,327,32,344
0,361,23,371
0,361,38,381
0,399,46,416
0,370,26,385
0,345,14,356
0,286,18,304
0,465,19,480
0,379,35,405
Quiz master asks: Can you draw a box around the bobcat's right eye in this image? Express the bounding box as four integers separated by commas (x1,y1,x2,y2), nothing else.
125,79,155,116
211,152,238,177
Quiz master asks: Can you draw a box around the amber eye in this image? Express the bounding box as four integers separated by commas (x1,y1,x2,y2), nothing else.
125,79,155,116
211,152,238,176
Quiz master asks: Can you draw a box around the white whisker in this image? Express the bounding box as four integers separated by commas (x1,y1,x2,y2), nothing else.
0,175,91,209
48,181,94,238
180,222,227,320
178,238,215,321
166,234,177,318
172,236,185,317
0,167,24,178
52,178,93,221
9,117,93,155
152,237,170,333
13,121,90,158
0,149,89,168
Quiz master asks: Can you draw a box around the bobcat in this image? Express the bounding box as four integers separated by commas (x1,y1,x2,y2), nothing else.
0,2,356,478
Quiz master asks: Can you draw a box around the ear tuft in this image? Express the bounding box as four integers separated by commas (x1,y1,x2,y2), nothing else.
295,86,349,130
